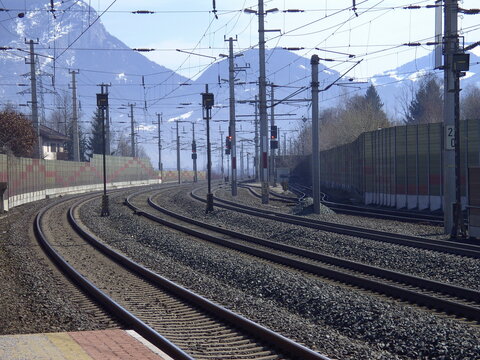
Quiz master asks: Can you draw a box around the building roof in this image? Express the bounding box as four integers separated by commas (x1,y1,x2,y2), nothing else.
40,125,70,142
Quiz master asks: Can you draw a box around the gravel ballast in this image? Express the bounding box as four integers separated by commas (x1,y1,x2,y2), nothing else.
0,198,117,335
181,186,480,291
78,186,480,360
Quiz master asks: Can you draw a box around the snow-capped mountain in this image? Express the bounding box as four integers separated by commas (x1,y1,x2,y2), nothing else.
372,50,480,119
0,0,187,129
1,1,478,171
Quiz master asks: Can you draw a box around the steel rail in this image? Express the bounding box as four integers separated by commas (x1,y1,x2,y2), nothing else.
127,189,480,323
240,184,299,203
192,188,480,259
124,191,331,360
34,199,194,360
291,184,443,224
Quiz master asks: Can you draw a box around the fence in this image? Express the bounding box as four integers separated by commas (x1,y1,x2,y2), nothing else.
319,119,480,211
0,154,205,211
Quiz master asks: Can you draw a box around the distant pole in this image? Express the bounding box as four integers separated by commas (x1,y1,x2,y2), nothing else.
97,93,109,216
157,113,163,181
270,83,276,186
176,120,181,184
220,128,225,181
258,0,269,203
69,69,80,161
202,85,214,212
227,36,238,196
192,122,198,182
128,103,136,157
311,54,321,214
254,95,259,181
240,140,244,179
27,39,41,158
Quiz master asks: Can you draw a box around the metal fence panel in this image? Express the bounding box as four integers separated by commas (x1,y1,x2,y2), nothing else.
428,123,442,196
395,126,406,196
364,132,373,193
417,124,429,195
406,125,417,198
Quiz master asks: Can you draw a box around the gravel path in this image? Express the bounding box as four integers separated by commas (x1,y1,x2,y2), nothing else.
0,198,117,335
79,186,480,360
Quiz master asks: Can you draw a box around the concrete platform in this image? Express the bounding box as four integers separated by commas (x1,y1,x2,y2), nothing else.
0,329,173,360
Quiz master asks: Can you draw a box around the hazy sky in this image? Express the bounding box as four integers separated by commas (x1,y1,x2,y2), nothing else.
89,0,480,80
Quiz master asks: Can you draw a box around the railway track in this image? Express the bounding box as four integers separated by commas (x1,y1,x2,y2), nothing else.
34,192,328,360
125,187,480,324
287,183,444,225
239,184,300,204
241,183,443,224
196,187,480,259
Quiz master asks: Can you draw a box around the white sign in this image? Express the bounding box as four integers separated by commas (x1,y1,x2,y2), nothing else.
445,125,455,150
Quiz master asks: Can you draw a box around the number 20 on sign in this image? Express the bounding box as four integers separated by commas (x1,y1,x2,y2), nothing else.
445,125,455,150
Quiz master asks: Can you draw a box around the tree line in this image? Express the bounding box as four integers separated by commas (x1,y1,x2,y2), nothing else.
0,94,149,160
2,73,480,159
291,73,480,155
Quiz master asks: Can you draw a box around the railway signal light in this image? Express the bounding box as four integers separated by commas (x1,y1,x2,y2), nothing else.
270,125,278,140
225,136,232,155
270,125,278,149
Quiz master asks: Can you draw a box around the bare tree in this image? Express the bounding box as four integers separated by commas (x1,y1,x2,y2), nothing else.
136,145,151,162
49,91,73,134
114,132,132,157
318,86,390,149
461,85,480,120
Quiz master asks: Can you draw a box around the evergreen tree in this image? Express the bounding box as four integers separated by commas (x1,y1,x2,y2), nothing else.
66,123,88,161
87,108,105,157
79,128,88,161
405,74,443,124
364,84,384,112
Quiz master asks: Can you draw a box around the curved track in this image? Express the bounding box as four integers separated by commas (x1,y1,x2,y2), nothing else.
35,192,328,360
125,187,480,323
279,183,443,225
197,187,480,259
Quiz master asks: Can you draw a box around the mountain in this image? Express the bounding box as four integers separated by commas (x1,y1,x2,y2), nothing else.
372,50,480,119
1,1,340,170
0,0,187,167
2,1,479,171
158,48,343,170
